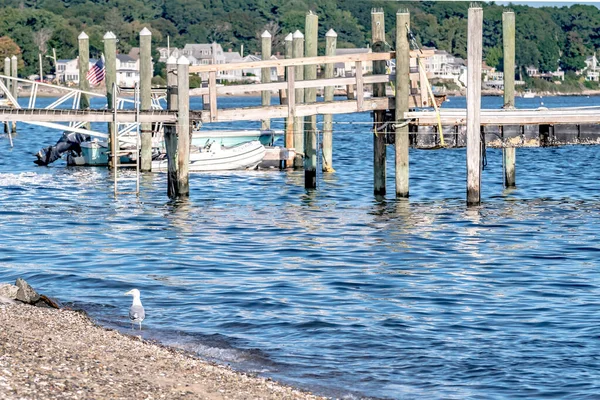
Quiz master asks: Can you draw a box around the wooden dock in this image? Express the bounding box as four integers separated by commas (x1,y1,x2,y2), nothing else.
2,6,598,205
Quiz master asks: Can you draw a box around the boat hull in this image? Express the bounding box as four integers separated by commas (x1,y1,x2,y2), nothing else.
152,140,266,172
191,130,279,147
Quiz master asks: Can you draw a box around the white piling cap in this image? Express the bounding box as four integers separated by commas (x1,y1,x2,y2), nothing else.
166,55,177,65
326,29,337,37
293,30,304,39
261,30,271,38
103,31,117,40
285,33,293,42
11,55,16,60
78,31,89,40
5,57,9,62
177,55,189,65
140,27,152,36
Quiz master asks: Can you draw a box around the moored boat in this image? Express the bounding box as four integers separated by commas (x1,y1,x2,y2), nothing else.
152,140,266,172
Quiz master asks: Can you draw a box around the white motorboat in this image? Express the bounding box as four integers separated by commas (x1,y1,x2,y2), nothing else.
522,89,536,98
152,140,266,172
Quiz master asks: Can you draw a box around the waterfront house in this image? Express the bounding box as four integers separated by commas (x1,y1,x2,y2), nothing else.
583,53,599,81
334,48,373,77
157,47,181,63
116,54,140,87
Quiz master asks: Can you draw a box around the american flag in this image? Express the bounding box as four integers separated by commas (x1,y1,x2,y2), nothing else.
86,56,105,86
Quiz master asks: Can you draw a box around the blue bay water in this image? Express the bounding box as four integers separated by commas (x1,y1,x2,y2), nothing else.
0,94,599,399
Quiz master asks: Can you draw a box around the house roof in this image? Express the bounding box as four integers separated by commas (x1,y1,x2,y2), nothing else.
128,47,140,60
117,54,136,62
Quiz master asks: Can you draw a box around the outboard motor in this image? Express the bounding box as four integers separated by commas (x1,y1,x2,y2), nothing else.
34,132,91,166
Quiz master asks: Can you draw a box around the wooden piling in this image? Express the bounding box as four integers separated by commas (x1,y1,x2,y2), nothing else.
261,31,272,131
4,57,9,133
292,30,304,168
502,11,516,188
176,56,190,197
371,9,386,196
104,32,117,155
466,6,483,206
10,55,17,133
165,56,178,198
139,27,153,172
284,33,294,167
396,11,410,197
78,32,90,110
322,29,337,173
304,12,318,188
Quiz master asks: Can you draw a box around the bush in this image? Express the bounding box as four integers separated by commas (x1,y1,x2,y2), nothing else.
151,76,166,86
189,75,202,89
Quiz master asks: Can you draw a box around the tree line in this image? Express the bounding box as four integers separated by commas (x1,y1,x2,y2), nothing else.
0,0,597,77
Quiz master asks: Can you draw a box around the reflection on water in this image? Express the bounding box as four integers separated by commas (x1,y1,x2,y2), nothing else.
1,96,600,399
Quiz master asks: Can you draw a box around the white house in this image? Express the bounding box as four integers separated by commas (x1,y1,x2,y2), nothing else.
116,54,140,87
584,53,599,81
157,47,181,63
334,48,373,77
56,58,83,84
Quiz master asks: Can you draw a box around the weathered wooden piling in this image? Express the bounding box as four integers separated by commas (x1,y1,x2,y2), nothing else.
396,11,410,197
165,56,178,198
322,29,337,173
176,56,190,197
4,57,10,133
78,32,90,110
10,55,17,133
304,12,318,188
467,6,483,206
139,27,152,172
292,30,304,168
104,32,117,154
261,31,272,131
371,9,386,196
284,33,294,167
502,11,516,188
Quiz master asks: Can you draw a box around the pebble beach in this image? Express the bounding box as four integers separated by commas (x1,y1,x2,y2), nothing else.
0,303,326,400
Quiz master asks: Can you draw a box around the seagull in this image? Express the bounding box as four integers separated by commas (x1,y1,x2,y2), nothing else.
125,289,145,330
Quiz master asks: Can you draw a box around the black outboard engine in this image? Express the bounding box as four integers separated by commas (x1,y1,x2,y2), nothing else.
34,132,91,166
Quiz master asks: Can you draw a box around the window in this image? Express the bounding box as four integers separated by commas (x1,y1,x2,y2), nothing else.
126,72,132,77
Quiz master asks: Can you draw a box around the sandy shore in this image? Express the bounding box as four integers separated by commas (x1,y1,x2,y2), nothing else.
0,303,326,400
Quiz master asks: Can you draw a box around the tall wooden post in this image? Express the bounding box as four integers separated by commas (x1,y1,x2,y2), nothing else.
322,29,337,173
165,56,178,198
78,32,90,110
261,31,272,131
292,30,304,168
467,6,483,206
503,11,516,188
304,12,318,188
284,33,294,167
104,32,117,155
176,56,190,197
372,9,386,196
396,11,410,197
4,57,10,133
10,55,17,133
139,27,153,172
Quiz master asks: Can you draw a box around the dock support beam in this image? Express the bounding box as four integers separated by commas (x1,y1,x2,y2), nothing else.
396,11,410,198
322,29,337,173
4,57,10,134
104,32,117,159
165,57,178,199
502,11,516,188
467,6,483,206
176,56,190,197
140,27,153,172
10,55,17,133
304,12,318,188
292,30,304,169
372,9,386,196
284,33,294,167
261,31,272,130
78,32,90,111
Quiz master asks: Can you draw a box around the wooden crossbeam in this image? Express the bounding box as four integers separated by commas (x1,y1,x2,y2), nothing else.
0,109,199,123
405,108,600,125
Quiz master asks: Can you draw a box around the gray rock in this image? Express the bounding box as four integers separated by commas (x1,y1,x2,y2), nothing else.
0,283,19,299
15,278,40,304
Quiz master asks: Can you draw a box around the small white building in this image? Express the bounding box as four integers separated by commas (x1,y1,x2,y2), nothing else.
334,48,373,77
584,53,599,81
157,47,181,63
116,54,140,87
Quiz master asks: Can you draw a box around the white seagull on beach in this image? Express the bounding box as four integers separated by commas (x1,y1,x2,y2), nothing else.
125,289,145,330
